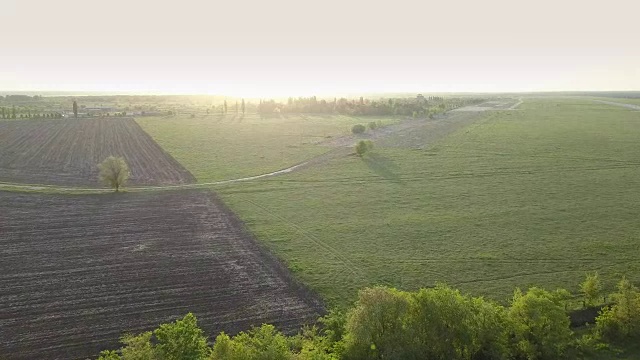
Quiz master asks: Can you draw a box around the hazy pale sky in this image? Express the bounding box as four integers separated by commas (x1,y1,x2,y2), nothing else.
1,0,638,96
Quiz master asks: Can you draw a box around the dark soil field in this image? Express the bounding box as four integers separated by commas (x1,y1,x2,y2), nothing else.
0,118,195,186
0,190,323,360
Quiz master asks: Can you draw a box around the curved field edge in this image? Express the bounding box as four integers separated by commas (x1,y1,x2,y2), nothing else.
0,162,305,194
214,98,640,307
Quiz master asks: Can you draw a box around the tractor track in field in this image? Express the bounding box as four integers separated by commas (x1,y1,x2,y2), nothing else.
240,196,365,280
593,99,640,111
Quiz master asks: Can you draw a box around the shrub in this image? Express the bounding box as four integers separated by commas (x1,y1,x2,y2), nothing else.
581,272,602,306
211,325,291,360
368,122,378,130
342,285,512,360
509,287,573,359
351,124,366,134
120,331,154,359
595,277,640,341
355,140,373,157
342,287,411,359
95,314,209,360
155,313,209,360
96,350,121,360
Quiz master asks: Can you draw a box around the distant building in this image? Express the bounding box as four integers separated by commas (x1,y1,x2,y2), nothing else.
85,107,117,115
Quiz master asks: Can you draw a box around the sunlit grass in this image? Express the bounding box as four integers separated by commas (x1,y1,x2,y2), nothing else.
137,113,398,182
213,99,640,307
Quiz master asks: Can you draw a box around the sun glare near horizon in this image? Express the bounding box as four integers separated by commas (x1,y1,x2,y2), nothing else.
1,0,639,96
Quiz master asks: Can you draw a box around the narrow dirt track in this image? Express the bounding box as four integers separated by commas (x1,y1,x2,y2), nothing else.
593,99,640,111
0,190,323,360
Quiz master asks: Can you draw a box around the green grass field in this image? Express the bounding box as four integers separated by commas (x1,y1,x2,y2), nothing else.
139,99,640,309
137,113,397,182
210,99,640,307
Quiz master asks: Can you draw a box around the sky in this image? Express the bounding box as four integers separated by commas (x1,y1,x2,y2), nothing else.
1,0,639,97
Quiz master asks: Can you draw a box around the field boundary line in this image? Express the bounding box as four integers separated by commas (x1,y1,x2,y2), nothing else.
0,161,309,193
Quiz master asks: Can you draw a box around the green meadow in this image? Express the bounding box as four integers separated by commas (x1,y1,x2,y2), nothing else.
142,98,640,307
137,113,397,182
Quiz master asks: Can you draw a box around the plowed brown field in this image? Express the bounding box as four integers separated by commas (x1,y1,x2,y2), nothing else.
0,190,323,360
0,118,195,186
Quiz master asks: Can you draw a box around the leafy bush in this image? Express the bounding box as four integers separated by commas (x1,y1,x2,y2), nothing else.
367,122,378,130
355,140,373,157
95,280,639,360
595,277,640,341
342,287,411,359
155,313,209,359
97,313,209,360
211,325,292,360
341,285,513,360
351,124,366,134
581,272,602,306
509,287,573,359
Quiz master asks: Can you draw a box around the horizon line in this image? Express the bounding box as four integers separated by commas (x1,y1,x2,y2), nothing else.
2,89,640,98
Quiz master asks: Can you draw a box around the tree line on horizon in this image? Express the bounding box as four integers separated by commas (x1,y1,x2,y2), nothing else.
0,105,63,119
254,95,484,117
96,273,640,360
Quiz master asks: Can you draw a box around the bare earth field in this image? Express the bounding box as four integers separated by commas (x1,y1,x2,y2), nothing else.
0,118,195,186
0,190,323,360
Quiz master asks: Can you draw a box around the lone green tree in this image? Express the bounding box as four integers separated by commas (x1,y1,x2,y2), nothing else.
72,100,78,118
235,101,238,114
98,156,130,192
224,100,228,114
241,99,245,115
355,140,373,157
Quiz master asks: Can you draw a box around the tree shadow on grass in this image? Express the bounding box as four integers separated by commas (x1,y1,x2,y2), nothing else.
362,152,403,183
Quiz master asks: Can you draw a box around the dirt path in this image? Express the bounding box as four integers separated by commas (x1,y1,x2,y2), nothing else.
509,98,523,110
593,99,640,111
0,100,514,194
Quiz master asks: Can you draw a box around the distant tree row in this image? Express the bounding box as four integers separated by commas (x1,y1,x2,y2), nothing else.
206,99,245,116
0,106,66,119
0,94,43,102
97,273,640,359
255,95,483,117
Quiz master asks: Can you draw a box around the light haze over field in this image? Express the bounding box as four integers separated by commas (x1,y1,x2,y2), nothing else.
2,0,638,97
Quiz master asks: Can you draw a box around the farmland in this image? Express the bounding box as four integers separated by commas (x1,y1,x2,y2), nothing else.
0,190,322,360
0,117,195,186
2,95,640,357
136,113,398,182
192,98,640,307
